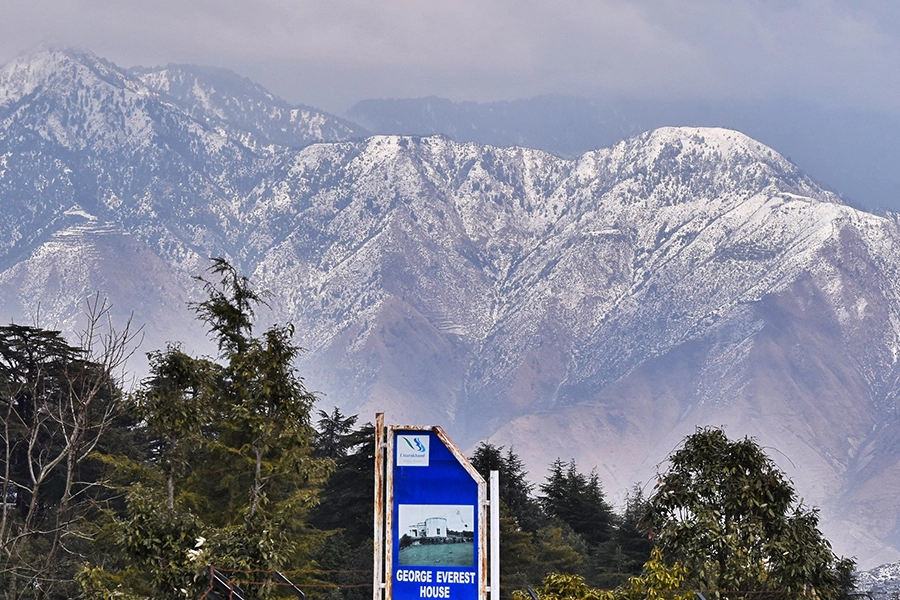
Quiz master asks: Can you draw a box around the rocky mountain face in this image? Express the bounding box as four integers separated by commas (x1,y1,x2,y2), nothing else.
3,47,900,567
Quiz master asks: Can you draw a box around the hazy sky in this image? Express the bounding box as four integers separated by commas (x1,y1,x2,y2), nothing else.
2,0,899,114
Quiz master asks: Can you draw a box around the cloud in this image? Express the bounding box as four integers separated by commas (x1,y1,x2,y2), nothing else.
2,0,900,112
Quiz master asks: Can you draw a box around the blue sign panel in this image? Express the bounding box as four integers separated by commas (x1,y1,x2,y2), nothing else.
391,429,482,600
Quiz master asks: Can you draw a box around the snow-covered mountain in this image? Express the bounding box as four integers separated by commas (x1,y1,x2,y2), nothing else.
3,47,900,567
131,62,367,151
856,561,900,597
347,95,900,212
0,46,361,345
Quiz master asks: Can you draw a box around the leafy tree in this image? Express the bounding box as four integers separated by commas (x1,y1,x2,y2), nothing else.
109,483,202,597
512,548,694,600
611,547,694,600
0,299,137,600
89,345,214,597
513,572,612,600
191,259,322,520
135,344,210,510
170,259,329,544
643,427,854,599
191,257,263,357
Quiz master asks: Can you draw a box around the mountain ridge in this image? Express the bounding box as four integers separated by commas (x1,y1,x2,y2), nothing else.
346,94,900,213
2,47,900,567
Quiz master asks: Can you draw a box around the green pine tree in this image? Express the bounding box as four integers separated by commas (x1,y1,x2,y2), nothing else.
83,259,331,599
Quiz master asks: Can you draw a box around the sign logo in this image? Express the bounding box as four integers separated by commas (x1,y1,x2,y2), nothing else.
397,435,429,466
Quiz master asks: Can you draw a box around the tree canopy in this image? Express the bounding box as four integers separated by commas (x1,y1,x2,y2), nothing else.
0,264,858,600
540,459,615,548
470,444,647,596
643,427,854,599
82,260,330,599
0,300,137,600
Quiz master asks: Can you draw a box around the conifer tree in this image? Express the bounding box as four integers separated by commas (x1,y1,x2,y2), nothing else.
0,298,136,600
611,485,654,576
84,259,329,599
471,442,544,532
311,419,376,600
314,407,359,460
539,459,614,547
470,443,548,595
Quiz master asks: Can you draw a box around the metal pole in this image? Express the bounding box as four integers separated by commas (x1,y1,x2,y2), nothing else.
490,470,499,600
374,413,385,600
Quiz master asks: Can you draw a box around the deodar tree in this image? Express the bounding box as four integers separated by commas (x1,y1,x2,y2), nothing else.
540,459,614,548
84,259,330,599
192,259,321,522
0,299,136,600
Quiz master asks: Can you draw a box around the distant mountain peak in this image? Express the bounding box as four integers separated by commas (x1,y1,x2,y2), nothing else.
0,45,130,107
131,62,285,110
131,62,366,149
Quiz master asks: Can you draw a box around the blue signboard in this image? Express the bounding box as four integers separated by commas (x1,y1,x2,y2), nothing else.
389,428,485,600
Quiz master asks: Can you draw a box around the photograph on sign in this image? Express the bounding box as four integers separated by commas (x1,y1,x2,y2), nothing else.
398,504,475,567
396,434,430,466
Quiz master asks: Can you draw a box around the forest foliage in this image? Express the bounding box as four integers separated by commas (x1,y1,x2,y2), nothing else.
0,262,854,600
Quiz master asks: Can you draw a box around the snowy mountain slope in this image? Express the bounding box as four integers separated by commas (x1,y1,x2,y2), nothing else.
857,560,900,596
0,47,363,276
0,218,207,364
347,95,900,214
0,47,264,280
131,63,367,151
239,128,900,565
3,48,900,566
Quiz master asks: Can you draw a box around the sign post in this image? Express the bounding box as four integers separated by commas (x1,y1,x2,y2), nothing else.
374,414,387,600
375,419,487,600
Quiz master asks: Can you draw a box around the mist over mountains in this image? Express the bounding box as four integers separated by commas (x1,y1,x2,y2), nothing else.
3,47,900,569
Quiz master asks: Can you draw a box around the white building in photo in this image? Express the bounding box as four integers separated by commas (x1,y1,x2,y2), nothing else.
409,516,447,538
